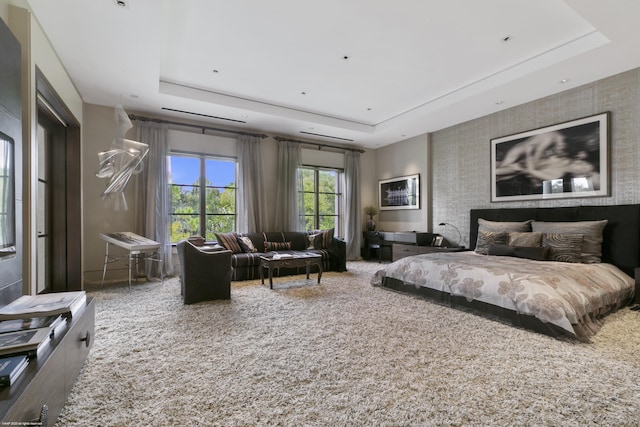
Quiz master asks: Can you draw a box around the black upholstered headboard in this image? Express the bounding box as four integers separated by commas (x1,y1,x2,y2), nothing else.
469,204,640,277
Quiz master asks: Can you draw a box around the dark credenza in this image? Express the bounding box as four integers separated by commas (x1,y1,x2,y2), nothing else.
378,231,435,246
0,298,95,426
378,232,435,261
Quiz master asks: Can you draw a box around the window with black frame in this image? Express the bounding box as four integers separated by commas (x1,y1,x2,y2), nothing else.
169,154,236,243
298,166,343,235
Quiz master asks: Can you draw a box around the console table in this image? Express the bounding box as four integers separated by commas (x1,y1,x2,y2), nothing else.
99,232,163,289
366,231,465,262
378,231,435,246
0,298,95,425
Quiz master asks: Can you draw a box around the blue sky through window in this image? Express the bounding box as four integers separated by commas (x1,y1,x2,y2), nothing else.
170,156,235,187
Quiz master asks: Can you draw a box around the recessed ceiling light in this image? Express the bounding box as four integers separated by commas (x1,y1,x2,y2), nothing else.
129,94,138,99
301,91,307,95
212,69,219,74
241,114,248,118
114,0,128,8
559,78,571,84
343,55,350,60
501,35,512,43
366,108,372,111
495,100,504,105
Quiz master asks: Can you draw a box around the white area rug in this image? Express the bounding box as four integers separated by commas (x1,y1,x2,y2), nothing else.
56,262,640,426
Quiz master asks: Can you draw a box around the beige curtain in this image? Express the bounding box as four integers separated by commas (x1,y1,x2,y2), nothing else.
344,150,361,260
237,134,267,233
274,140,302,231
134,120,174,277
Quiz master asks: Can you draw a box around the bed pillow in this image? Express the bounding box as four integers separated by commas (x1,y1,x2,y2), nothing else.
475,231,509,255
476,219,532,251
237,236,258,253
508,231,542,247
488,243,550,261
264,241,292,252
531,220,607,263
215,232,243,253
542,233,583,263
478,218,532,233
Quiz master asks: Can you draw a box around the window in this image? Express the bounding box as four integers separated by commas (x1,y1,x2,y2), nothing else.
169,154,236,243
298,167,343,235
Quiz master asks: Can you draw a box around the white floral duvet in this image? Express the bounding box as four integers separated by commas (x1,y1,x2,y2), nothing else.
372,251,635,339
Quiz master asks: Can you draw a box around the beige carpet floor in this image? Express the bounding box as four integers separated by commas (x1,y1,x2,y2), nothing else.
55,261,640,426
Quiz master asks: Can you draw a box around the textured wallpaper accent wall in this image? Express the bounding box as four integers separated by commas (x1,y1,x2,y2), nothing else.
431,67,640,248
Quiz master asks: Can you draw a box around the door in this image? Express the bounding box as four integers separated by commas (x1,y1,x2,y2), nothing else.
36,69,82,292
36,118,51,293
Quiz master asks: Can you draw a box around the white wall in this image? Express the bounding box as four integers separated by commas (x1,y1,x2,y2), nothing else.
82,104,138,283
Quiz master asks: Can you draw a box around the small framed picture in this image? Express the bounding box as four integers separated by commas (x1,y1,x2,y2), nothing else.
433,236,444,247
378,174,420,211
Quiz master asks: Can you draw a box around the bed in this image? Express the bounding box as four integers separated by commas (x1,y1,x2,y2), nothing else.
372,205,639,340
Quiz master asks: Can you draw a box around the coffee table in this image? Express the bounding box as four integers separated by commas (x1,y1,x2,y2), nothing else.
259,252,323,289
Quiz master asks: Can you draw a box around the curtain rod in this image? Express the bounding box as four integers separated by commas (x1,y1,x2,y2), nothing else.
128,114,268,139
274,136,365,153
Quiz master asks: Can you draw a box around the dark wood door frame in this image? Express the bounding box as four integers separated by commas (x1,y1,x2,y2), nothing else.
36,68,82,292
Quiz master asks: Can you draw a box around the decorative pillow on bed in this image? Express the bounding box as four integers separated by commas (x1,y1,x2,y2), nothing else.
531,220,607,263
475,231,509,255
488,243,550,261
215,232,243,253
478,218,532,233
237,236,258,253
542,233,583,263
508,231,542,247
264,241,292,252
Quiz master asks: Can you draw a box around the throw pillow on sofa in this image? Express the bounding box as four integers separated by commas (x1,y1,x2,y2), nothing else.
307,233,320,249
311,228,334,249
264,241,292,251
237,236,258,253
215,232,243,253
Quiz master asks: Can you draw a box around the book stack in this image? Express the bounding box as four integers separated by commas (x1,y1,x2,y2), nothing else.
0,291,87,387
0,354,29,387
0,291,86,321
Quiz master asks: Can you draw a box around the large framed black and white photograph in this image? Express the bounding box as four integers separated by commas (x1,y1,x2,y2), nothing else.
491,112,609,202
379,174,420,210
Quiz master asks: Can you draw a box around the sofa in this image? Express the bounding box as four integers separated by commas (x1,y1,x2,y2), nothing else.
215,229,346,281
176,240,232,304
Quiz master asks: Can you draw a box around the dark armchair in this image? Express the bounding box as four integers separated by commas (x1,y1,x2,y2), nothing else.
176,240,232,304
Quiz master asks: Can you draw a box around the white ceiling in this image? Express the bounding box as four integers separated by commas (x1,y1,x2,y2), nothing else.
26,0,640,149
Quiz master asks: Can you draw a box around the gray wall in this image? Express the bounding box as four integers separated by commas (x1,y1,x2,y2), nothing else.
374,134,431,233
431,67,640,248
